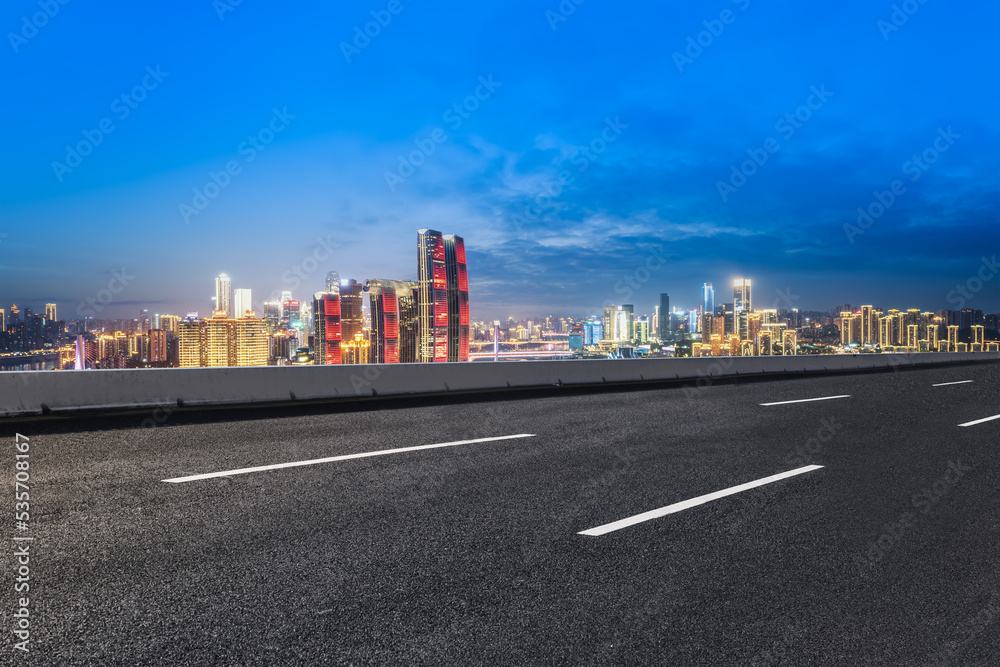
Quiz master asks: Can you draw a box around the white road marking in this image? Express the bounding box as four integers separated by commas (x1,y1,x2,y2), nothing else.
578,465,824,537
759,395,850,406
162,434,536,483
932,380,974,387
958,414,1000,428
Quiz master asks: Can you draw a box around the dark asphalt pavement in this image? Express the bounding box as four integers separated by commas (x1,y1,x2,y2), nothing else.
2,361,1000,665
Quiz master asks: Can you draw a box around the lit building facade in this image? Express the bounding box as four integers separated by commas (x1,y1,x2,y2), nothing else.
215,273,232,318
444,234,470,362
313,292,342,365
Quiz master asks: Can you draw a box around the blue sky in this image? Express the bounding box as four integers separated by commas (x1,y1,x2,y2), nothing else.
1,0,998,321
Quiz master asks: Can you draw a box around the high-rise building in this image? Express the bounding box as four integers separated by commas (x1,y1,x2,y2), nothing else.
946,325,960,352
620,304,635,341
417,229,449,363
233,289,253,319
342,332,371,365
0,309,5,333
160,315,180,336
234,313,269,366
658,293,669,338
702,283,715,322
326,271,340,293
313,292,342,365
861,305,876,346
149,329,169,364
339,279,364,344
366,279,419,364
45,303,57,321
733,279,751,339
215,273,232,318
204,312,234,366
10,304,20,327
443,234,470,362
178,321,203,367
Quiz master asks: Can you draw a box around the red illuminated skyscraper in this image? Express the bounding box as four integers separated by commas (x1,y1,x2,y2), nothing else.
444,234,470,362
313,292,342,364
366,279,417,364
417,229,449,363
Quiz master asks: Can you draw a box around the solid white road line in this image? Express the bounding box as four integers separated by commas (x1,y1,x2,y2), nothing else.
932,380,974,387
759,395,850,406
162,434,536,483
578,465,824,537
958,415,1000,428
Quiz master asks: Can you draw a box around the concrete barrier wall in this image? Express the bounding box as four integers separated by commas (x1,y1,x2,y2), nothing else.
1,352,997,418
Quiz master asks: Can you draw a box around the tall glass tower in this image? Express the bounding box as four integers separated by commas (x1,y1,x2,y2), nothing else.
215,273,232,318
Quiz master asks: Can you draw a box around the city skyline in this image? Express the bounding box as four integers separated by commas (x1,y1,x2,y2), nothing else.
2,3,998,319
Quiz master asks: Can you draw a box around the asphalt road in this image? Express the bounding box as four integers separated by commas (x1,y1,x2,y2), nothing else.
3,362,1000,666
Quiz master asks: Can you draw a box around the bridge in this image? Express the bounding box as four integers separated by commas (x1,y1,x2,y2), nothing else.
3,352,999,664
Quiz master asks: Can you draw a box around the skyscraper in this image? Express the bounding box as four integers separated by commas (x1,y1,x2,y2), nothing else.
733,278,752,339
339,279,364,344
443,234,470,362
702,283,715,320
313,292,342,365
366,279,419,364
215,273,232,317
233,288,253,319
45,303,57,321
417,229,449,363
658,293,669,337
326,271,340,293
0,309,6,333
233,313,269,366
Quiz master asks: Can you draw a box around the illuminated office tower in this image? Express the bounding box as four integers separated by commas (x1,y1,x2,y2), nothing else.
343,332,371,365
10,304,20,327
203,312,234,366
262,301,281,333
178,321,203,367
443,234,470,362
733,278,751,338
840,312,858,346
0,309,5,332
861,305,876,346
417,229,449,362
946,325,959,352
747,312,762,344
326,271,340,293
603,305,617,341
283,299,302,330
149,329,169,364
879,316,894,348
620,304,635,341
234,313,269,366
928,318,940,349
45,303,57,321
906,324,919,349
160,315,180,336
366,279,418,364
701,283,715,335
313,292,342,365
658,293,670,338
233,289,253,319
651,306,659,337
635,317,649,344
783,330,797,355
215,273,232,318
710,334,722,357
398,284,419,363
339,279,364,345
